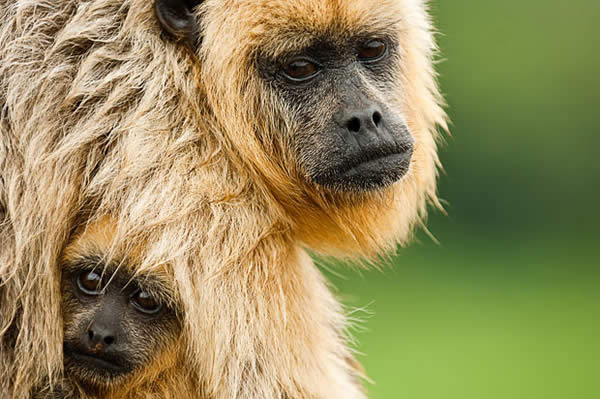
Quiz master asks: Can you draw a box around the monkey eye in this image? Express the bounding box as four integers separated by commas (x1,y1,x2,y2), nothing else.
77,271,103,295
281,59,320,82
358,39,387,62
131,290,162,315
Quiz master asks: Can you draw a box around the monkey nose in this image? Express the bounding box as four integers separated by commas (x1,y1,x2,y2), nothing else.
87,326,116,351
337,104,385,141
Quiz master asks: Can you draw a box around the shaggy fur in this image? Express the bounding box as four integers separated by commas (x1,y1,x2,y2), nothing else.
0,0,446,398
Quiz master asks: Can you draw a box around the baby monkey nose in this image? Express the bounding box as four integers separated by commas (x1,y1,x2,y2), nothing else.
87,324,116,351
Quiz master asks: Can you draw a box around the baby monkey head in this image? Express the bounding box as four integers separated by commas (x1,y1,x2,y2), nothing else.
61,256,180,388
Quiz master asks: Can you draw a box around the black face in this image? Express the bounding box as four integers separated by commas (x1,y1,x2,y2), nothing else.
260,36,414,192
61,258,179,386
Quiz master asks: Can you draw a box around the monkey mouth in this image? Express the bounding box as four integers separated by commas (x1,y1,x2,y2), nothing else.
67,351,124,372
64,344,129,377
314,143,414,192
341,151,411,177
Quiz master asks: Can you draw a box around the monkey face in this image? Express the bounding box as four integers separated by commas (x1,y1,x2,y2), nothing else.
61,262,179,387
60,219,181,388
257,36,414,192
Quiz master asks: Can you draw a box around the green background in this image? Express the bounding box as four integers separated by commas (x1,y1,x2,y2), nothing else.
322,1,600,398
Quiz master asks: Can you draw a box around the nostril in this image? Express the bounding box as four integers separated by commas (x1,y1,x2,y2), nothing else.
347,117,361,133
372,111,382,127
104,336,114,345
88,330,94,340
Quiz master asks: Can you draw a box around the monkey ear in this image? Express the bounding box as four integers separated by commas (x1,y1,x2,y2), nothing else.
155,0,203,42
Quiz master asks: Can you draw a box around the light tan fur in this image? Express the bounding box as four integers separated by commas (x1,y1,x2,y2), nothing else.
0,0,446,398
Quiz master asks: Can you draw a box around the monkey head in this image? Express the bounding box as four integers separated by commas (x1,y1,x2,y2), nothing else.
157,0,414,191
60,217,182,390
257,35,415,193
156,0,447,255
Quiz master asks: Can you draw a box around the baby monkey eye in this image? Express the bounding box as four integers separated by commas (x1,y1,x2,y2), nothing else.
131,290,162,315
77,271,103,295
282,59,320,82
358,39,387,61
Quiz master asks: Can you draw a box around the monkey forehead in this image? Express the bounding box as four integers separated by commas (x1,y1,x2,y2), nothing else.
200,0,409,58
62,217,176,304
62,216,171,280
63,216,136,268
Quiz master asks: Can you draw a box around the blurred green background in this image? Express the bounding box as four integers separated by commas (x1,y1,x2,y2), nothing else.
322,1,600,398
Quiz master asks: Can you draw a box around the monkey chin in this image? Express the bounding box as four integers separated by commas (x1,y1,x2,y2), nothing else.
63,344,133,389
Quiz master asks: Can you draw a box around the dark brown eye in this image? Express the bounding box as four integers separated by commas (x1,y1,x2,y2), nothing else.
358,39,387,61
77,271,102,295
131,290,162,315
282,59,320,82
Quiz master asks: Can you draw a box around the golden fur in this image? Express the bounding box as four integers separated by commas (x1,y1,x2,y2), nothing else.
0,0,446,397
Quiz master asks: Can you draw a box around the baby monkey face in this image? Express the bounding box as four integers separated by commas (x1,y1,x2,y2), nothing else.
60,219,181,388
